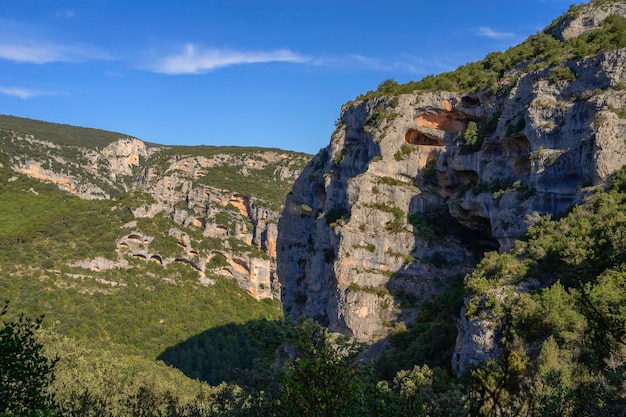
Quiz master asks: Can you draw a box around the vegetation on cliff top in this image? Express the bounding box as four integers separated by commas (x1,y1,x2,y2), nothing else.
348,7,626,104
0,114,135,149
146,145,310,211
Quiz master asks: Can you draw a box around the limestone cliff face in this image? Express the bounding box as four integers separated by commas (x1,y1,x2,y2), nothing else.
278,47,626,343
1,124,309,300
129,150,305,299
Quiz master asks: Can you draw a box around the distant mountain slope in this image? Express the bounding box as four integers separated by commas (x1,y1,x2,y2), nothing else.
0,114,310,400
0,114,310,300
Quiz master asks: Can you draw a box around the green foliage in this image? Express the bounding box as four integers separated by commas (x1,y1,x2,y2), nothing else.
408,205,453,241
0,115,132,149
366,202,405,233
377,275,465,379
459,121,478,146
347,283,389,297
239,320,428,417
468,332,528,417
157,320,281,386
548,66,576,83
463,166,626,414
277,321,371,416
394,144,415,161
325,205,351,227
348,12,626,103
0,176,127,268
0,301,60,416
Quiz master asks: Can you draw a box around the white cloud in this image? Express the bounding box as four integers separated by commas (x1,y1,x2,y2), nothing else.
0,43,65,64
476,26,516,39
0,86,67,99
147,43,454,77
310,54,451,76
0,20,114,64
0,41,112,64
0,87,43,99
150,44,310,74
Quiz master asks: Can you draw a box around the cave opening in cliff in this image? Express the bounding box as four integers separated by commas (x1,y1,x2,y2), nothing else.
461,95,481,107
404,129,444,146
447,210,500,256
513,157,531,177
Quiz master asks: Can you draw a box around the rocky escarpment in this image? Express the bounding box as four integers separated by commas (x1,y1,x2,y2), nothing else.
278,46,626,344
0,119,309,299
127,150,304,299
9,134,155,199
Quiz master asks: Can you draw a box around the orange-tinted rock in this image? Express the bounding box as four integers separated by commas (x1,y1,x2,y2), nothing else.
416,112,467,132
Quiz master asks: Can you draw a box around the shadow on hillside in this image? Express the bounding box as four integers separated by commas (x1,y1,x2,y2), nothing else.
157,319,284,386
378,194,499,379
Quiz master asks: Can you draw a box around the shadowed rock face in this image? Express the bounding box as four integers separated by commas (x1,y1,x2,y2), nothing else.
278,48,626,345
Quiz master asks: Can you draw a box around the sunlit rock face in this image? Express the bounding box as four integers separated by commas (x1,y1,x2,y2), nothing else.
278,47,626,345
4,128,309,300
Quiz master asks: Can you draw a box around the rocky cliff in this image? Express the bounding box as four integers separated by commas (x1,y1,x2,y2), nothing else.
0,117,310,299
277,0,626,354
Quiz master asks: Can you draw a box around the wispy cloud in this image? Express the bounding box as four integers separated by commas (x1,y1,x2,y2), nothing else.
0,86,60,99
56,10,76,19
475,26,516,39
0,41,112,64
0,20,113,64
149,44,310,74
147,43,454,77
311,54,452,76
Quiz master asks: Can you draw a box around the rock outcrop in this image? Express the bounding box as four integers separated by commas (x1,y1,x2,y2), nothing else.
0,122,309,300
278,22,626,345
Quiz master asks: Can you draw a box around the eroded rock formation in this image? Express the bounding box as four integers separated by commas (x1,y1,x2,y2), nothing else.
278,47,626,345
1,128,309,300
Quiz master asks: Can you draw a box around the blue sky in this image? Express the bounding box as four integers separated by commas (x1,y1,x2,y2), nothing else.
1,0,577,154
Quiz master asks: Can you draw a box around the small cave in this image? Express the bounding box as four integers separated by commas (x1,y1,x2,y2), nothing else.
188,250,199,258
220,268,234,277
150,255,163,265
127,234,142,243
133,253,147,260
453,213,500,256
503,135,531,157
461,95,481,107
231,258,250,272
505,135,531,177
174,258,202,272
404,129,444,146
118,242,129,249
513,157,531,177
313,182,326,205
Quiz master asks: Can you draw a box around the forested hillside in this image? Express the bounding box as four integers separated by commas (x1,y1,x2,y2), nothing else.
0,116,306,413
